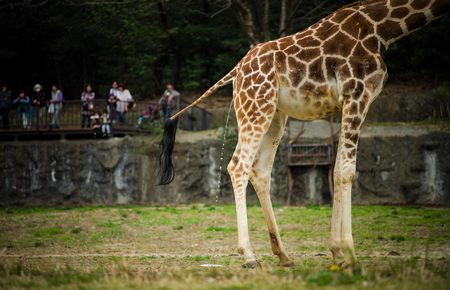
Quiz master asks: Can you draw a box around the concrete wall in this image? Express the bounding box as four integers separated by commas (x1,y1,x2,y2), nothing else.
0,129,449,206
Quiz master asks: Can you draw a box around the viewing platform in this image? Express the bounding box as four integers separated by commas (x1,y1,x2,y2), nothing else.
0,99,213,141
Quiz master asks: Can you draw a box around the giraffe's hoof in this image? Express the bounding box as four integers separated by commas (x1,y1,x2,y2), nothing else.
242,260,261,269
332,261,362,276
343,261,362,276
280,259,295,267
331,256,346,268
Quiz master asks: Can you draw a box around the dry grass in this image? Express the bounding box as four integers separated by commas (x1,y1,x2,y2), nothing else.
0,204,449,289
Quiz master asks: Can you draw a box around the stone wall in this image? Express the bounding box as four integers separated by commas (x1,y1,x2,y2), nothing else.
0,129,449,206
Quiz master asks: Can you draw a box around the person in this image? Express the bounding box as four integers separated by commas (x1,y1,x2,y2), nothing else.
0,83,12,129
49,84,63,129
116,84,133,124
81,84,95,128
13,90,32,129
100,109,111,137
107,81,119,124
159,83,180,121
90,111,101,138
31,84,47,129
137,103,160,128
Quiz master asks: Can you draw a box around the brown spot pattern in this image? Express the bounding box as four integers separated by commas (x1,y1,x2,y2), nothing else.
405,13,427,31
363,5,389,21
377,19,403,41
323,32,356,57
390,7,410,19
341,12,374,39
391,0,408,7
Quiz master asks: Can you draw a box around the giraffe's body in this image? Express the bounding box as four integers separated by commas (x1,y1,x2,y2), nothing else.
161,0,450,268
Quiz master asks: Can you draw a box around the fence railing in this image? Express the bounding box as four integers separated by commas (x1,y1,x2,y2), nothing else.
287,143,334,166
178,99,214,131
0,98,214,132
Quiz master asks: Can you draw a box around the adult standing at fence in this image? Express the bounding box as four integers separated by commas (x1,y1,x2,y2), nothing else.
13,90,32,129
81,84,95,128
107,81,119,124
0,83,12,129
116,84,133,125
159,83,180,121
49,84,63,129
32,84,47,129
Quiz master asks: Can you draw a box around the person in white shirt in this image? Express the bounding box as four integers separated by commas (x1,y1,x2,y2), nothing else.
116,83,133,124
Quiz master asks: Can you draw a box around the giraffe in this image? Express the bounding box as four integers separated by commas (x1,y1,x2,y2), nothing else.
159,0,450,269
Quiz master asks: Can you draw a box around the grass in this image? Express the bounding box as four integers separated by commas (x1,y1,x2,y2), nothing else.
0,205,449,289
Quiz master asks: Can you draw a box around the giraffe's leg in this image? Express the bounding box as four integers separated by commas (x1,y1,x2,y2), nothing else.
330,141,345,265
249,111,293,267
330,88,373,269
227,94,277,268
228,141,258,267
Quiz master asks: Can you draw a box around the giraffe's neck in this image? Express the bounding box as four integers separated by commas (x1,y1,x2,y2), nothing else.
362,0,450,49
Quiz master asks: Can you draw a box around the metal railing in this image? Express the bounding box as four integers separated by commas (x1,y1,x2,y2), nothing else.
287,143,336,166
178,99,214,131
0,98,214,132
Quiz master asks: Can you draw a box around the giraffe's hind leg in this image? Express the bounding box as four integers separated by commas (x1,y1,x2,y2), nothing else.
227,88,278,268
330,79,381,273
249,110,294,267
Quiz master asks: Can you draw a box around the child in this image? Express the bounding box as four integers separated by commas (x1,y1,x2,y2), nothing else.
90,111,101,138
137,103,160,128
101,109,111,137
107,93,117,124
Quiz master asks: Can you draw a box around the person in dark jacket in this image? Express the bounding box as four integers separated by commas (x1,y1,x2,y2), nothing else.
13,90,32,129
0,83,12,129
32,84,47,129
107,81,118,124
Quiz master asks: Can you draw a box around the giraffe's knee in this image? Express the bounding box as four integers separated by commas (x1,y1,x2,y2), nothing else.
227,156,239,175
334,163,356,186
339,172,355,185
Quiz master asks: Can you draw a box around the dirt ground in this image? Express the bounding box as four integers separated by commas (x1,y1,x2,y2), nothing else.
0,205,449,289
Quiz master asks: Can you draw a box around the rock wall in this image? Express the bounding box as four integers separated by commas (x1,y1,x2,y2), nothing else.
0,129,449,206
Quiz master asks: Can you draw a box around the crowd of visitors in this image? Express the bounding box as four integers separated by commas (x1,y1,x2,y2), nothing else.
0,82,181,136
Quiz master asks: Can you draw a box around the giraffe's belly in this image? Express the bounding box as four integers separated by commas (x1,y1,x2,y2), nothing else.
277,83,342,120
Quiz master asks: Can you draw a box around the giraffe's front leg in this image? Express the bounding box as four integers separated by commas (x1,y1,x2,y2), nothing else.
334,150,358,268
330,148,346,266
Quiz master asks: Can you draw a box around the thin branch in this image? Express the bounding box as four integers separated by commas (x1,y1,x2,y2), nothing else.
0,0,49,9
209,0,232,18
62,0,143,6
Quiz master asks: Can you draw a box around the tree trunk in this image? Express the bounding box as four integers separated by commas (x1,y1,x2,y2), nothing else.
232,0,261,45
263,0,270,41
54,58,62,90
279,0,287,37
82,54,87,86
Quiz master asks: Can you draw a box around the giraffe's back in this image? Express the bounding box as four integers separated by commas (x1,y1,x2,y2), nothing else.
234,2,391,121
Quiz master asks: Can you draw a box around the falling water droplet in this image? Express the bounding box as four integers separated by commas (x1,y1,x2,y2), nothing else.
216,101,233,203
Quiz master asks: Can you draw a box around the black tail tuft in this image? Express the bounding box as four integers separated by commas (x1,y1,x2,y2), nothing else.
158,119,178,185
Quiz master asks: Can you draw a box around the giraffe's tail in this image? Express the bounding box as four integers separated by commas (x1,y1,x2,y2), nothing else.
158,118,178,185
158,67,237,185
170,67,237,120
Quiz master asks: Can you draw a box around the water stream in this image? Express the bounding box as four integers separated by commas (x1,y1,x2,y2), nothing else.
216,101,234,203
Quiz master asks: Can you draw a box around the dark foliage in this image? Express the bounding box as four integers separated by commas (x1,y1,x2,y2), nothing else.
0,0,449,99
